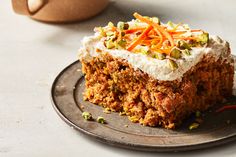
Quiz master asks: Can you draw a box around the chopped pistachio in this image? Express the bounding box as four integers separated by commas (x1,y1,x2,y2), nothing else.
82,112,92,120
106,31,115,37
128,116,139,122
152,17,160,24
183,24,190,30
114,41,123,50
188,40,198,47
119,111,126,116
103,108,111,114
167,59,178,70
177,40,192,50
167,21,175,28
197,32,209,45
117,21,125,30
182,49,191,56
195,111,201,117
97,116,105,124
114,41,119,49
134,21,139,26
143,16,151,19
154,53,166,60
170,48,181,59
117,39,127,48
117,21,129,30
96,27,106,37
140,47,149,55
189,122,199,130
108,21,114,27
105,40,115,49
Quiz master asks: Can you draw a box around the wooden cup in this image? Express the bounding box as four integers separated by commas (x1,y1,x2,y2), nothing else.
11,0,109,23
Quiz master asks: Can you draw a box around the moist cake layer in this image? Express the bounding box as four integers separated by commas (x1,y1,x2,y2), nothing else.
81,53,233,129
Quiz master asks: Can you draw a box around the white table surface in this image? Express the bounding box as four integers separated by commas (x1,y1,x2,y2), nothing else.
1,0,236,156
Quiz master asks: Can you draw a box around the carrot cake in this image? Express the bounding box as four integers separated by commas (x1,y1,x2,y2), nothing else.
78,13,234,129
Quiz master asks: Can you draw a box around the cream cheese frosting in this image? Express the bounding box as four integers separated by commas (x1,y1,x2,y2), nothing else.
78,34,232,81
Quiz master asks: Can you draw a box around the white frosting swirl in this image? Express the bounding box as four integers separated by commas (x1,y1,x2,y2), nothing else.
78,35,232,81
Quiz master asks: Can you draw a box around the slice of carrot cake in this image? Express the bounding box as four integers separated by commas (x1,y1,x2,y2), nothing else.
78,13,234,129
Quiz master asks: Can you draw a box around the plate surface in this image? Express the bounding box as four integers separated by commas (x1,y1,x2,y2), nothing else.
51,60,236,152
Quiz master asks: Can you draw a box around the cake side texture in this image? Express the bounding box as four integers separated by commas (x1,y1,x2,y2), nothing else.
81,53,233,128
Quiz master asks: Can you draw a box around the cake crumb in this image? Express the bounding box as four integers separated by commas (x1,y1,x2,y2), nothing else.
119,111,126,116
103,108,111,114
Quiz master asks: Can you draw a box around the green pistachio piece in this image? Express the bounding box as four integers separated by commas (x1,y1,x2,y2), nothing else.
195,111,201,117
154,53,166,60
119,111,126,116
188,40,198,47
105,40,115,49
108,21,114,27
152,17,160,24
177,40,192,50
189,122,199,130
117,21,124,30
97,116,105,124
128,116,139,122
167,21,175,28
134,21,139,26
106,31,115,37
140,48,149,55
170,48,181,59
96,27,106,37
182,49,191,56
114,41,119,49
118,39,127,48
183,24,190,30
167,59,178,70
82,112,92,120
197,32,209,45
117,21,129,30
103,108,111,114
143,16,151,19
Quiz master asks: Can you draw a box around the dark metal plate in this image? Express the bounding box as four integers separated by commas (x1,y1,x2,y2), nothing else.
51,60,236,152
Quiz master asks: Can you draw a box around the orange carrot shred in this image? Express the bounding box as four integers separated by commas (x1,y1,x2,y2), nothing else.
154,28,164,48
101,12,206,56
127,25,153,51
168,31,187,35
133,12,174,47
191,29,202,32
